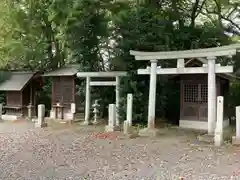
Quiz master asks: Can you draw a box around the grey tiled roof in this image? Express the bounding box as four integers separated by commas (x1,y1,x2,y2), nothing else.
42,64,79,77
0,72,34,91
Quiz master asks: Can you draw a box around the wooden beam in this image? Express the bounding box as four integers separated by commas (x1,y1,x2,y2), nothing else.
130,44,240,60
76,71,127,77
137,66,233,75
90,81,117,86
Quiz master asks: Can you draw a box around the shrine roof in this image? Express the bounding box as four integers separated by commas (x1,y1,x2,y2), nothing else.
42,64,79,77
0,71,35,91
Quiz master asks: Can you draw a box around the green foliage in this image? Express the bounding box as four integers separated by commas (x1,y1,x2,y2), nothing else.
0,0,239,124
66,0,109,71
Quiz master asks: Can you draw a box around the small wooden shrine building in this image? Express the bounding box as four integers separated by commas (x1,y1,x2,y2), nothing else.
42,64,80,120
130,44,240,133
0,71,42,120
176,58,232,130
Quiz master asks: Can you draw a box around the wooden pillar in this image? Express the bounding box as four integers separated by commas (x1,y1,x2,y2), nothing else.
148,60,157,129
207,57,216,134
115,76,120,126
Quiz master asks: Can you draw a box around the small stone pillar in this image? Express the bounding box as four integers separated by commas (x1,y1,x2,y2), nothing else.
35,104,46,128
92,100,100,125
127,94,133,126
56,103,64,120
123,94,133,134
232,106,240,145
27,103,32,121
214,96,224,146
0,104,2,120
123,120,130,134
71,103,76,120
105,104,117,132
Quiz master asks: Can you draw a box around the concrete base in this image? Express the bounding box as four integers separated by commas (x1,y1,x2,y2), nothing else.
35,122,47,128
105,125,120,132
214,131,223,146
138,128,160,137
2,114,19,121
232,136,240,145
197,134,214,143
92,120,100,125
50,109,75,120
80,121,92,126
180,119,229,130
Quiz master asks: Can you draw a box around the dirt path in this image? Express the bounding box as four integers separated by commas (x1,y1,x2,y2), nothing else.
0,122,239,180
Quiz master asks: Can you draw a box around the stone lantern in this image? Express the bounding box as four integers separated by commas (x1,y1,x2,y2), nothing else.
92,99,100,124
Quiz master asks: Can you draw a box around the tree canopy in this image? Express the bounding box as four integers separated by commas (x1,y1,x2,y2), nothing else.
0,0,239,122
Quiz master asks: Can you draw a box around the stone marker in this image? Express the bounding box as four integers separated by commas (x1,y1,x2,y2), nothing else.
27,103,32,121
105,104,117,132
232,106,240,145
214,96,224,146
123,120,130,134
127,94,133,127
71,103,76,120
35,104,46,128
0,104,2,120
71,103,76,114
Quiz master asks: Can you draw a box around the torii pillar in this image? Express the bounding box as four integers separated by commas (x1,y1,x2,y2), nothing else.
207,57,217,134
148,60,157,129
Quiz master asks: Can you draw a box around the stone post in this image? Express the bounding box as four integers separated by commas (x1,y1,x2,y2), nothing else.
214,96,224,146
127,94,133,127
0,104,2,120
27,103,32,120
207,57,216,134
232,106,240,145
123,120,130,134
148,60,157,129
35,104,46,128
115,76,120,126
83,76,91,125
105,104,117,132
71,103,76,120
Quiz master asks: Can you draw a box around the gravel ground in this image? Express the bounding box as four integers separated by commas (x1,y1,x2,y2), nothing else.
0,121,240,180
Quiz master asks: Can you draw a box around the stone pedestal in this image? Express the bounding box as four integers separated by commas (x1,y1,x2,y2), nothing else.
123,120,130,134
139,128,159,137
232,136,240,145
35,104,47,128
105,104,119,132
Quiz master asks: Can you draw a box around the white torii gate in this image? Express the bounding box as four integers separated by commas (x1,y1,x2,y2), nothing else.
130,44,240,134
76,71,127,126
